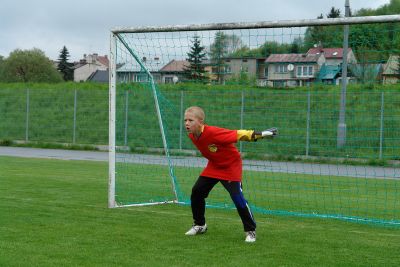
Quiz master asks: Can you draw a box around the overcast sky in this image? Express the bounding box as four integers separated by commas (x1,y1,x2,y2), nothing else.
0,0,389,61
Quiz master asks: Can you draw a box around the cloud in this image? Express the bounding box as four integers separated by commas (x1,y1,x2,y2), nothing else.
0,0,390,61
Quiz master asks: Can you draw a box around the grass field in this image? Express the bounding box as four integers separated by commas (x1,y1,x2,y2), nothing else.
1,156,400,266
116,162,400,223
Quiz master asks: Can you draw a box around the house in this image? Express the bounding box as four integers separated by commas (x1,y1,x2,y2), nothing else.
223,57,259,79
202,59,218,83
307,47,358,85
74,54,109,82
159,60,189,83
87,70,109,83
202,57,264,84
256,58,269,86
307,47,357,66
85,57,167,83
382,54,399,84
265,53,326,87
116,56,162,83
317,64,342,85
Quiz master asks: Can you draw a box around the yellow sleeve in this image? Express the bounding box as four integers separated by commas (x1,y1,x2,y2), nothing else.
237,130,255,142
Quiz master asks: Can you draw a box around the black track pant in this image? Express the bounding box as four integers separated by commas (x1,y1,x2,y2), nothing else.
190,176,256,232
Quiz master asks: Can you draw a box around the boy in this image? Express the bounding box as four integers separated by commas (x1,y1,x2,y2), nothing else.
184,106,277,243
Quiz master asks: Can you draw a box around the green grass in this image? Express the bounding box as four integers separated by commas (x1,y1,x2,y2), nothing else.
116,162,400,224
1,156,400,266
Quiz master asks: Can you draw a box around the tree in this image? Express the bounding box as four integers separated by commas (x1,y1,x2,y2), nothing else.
0,55,4,80
209,32,228,84
57,46,74,81
304,7,344,48
289,37,305,53
258,41,292,57
209,32,243,84
327,7,341,18
1,48,63,83
184,35,207,81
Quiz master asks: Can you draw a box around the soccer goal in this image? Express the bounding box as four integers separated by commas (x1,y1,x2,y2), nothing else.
109,14,400,226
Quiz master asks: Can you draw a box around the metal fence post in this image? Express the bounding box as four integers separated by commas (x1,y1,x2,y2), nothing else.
124,90,129,146
240,90,245,153
25,88,30,142
337,0,350,148
179,90,184,150
73,89,77,144
306,90,311,157
379,91,384,159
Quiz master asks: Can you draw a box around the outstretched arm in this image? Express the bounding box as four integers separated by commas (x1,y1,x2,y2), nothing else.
237,128,278,142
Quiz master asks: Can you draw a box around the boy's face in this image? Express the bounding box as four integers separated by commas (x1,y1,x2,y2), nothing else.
184,111,203,134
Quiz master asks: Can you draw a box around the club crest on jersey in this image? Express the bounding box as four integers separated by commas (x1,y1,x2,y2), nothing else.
208,144,218,153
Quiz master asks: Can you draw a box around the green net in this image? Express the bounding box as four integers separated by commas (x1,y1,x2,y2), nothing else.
111,20,400,225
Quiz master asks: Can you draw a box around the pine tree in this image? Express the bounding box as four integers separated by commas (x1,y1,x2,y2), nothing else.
327,7,341,18
57,46,74,81
185,35,207,81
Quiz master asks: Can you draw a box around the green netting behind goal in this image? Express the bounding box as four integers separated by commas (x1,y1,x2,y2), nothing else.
110,17,400,226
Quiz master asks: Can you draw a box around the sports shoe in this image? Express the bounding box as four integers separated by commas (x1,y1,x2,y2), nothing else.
245,231,256,243
185,224,207,235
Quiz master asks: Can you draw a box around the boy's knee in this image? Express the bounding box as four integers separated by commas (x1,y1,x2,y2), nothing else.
191,185,209,199
231,193,247,209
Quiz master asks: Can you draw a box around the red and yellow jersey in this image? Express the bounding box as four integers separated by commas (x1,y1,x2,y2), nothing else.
188,125,253,181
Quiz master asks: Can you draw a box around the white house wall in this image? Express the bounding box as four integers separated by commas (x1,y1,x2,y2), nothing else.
74,63,108,82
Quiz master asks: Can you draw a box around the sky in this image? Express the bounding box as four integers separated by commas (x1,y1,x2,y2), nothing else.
0,0,390,62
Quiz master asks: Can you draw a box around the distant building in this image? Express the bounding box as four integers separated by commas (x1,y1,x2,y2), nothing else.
223,57,259,79
265,53,326,87
74,54,109,82
87,70,109,83
307,47,357,66
382,54,400,84
203,57,263,84
159,60,189,83
116,56,162,83
316,64,342,85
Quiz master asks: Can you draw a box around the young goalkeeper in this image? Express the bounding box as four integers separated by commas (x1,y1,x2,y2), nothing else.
184,106,277,243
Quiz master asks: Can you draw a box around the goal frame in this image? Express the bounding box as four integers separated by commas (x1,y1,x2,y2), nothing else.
108,14,400,209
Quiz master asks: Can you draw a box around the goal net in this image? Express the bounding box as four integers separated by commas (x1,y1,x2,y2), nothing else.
109,15,400,226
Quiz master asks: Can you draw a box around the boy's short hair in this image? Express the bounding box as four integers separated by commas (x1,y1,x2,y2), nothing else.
185,106,205,122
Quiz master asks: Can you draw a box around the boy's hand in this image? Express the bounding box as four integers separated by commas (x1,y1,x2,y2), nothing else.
252,127,278,140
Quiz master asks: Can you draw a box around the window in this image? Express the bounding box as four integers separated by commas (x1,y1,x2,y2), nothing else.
273,80,285,87
135,74,148,82
240,66,249,72
296,65,314,77
164,77,174,83
275,64,288,73
225,66,232,73
303,66,308,76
